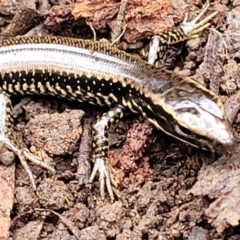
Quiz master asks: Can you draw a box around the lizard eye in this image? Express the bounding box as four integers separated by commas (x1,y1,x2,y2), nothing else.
215,142,223,151
175,124,192,138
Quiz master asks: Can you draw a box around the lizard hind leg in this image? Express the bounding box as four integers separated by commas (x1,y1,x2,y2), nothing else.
0,93,55,190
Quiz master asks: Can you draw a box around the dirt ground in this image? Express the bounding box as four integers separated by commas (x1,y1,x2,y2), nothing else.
0,0,240,239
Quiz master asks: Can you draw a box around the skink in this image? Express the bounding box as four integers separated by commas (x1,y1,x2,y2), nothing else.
0,35,235,199
0,4,235,200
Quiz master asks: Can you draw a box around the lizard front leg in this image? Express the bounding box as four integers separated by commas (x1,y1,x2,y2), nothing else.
89,104,125,201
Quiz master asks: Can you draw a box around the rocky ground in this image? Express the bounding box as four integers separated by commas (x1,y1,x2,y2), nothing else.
0,0,239,239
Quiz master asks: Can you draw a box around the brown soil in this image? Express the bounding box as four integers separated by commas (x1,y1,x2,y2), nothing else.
0,0,239,239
